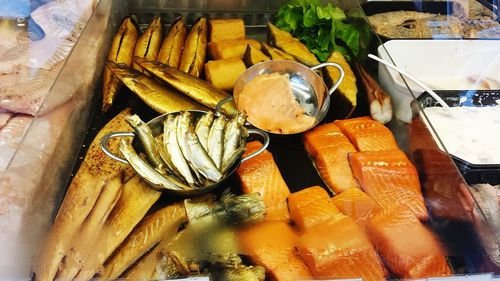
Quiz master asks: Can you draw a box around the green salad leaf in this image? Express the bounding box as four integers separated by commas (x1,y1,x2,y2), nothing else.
276,1,370,61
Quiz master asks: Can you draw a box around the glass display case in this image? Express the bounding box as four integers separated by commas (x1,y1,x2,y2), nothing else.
0,0,498,279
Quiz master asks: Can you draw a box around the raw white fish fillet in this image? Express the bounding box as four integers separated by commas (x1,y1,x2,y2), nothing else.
31,0,86,40
0,64,61,115
0,115,32,175
0,110,14,129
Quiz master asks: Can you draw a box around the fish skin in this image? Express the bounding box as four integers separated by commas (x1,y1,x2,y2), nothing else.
99,202,187,279
125,114,164,169
132,16,163,71
221,146,245,174
179,17,207,77
267,23,319,67
165,115,197,186
119,139,190,191
134,57,238,116
260,42,296,61
186,128,223,182
102,17,139,112
207,115,227,169
107,62,207,114
195,111,214,151
222,114,246,165
157,17,187,68
176,112,204,184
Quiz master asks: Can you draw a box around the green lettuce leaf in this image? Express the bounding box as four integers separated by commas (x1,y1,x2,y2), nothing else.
275,0,370,62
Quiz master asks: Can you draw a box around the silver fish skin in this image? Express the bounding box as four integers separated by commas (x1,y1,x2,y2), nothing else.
222,114,246,164
164,115,196,186
221,146,245,174
119,140,188,191
155,135,184,180
207,115,227,169
186,128,223,182
176,111,203,184
125,114,164,169
195,111,214,151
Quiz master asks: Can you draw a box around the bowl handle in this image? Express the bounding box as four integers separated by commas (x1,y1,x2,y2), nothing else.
241,129,270,163
215,96,235,116
310,62,345,95
100,132,136,164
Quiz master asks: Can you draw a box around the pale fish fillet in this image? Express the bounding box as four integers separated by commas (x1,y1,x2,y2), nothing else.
30,0,87,40
0,110,14,129
0,35,72,73
0,115,32,175
0,64,61,115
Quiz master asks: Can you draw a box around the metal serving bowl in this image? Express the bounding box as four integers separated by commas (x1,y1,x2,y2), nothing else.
100,110,270,197
220,60,344,135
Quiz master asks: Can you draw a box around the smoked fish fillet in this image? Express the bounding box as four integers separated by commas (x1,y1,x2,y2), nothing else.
349,149,429,221
331,187,381,226
238,222,313,281
296,216,386,281
236,141,291,221
335,116,398,152
287,186,342,232
35,109,134,281
366,204,452,279
303,122,358,193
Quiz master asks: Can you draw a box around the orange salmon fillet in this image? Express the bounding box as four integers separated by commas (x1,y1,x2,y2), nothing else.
335,116,398,151
332,187,381,225
287,186,341,232
349,149,429,221
296,216,386,281
239,222,313,281
366,204,452,279
303,122,358,193
237,141,291,221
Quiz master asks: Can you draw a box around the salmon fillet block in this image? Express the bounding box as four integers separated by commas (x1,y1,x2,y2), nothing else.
296,216,386,281
349,149,429,221
366,204,452,279
287,186,341,232
237,141,291,221
238,222,312,281
335,116,398,152
303,122,358,193
332,187,381,225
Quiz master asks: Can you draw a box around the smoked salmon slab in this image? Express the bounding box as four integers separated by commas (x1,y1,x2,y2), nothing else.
239,222,313,281
335,116,398,152
366,204,452,279
349,149,429,221
296,216,386,281
331,187,381,226
303,122,358,193
237,141,291,221
287,186,341,232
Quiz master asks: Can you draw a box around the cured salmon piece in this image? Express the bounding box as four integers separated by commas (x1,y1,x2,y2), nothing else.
237,141,291,221
366,204,452,279
287,186,341,232
349,149,428,221
239,222,313,281
296,216,386,281
331,187,381,225
303,122,358,193
335,116,398,151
